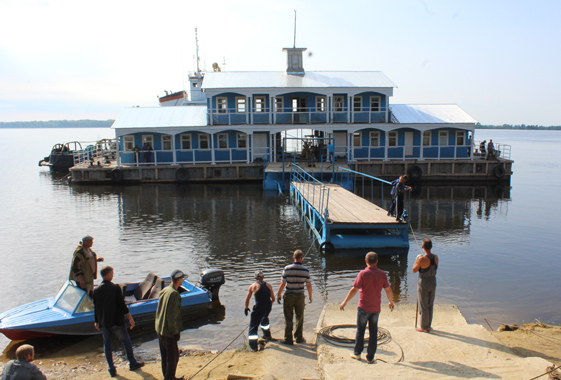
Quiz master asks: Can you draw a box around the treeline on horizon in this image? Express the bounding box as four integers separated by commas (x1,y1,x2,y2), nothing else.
477,123,561,130
0,120,560,130
0,120,114,128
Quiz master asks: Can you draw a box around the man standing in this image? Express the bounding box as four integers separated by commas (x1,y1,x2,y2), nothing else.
244,270,275,351
395,175,412,222
340,252,394,364
413,238,439,333
277,250,312,345
93,266,144,377
155,270,185,380
486,139,495,160
69,235,104,296
1,344,46,380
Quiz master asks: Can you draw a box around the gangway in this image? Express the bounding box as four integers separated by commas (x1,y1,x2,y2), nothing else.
290,164,409,250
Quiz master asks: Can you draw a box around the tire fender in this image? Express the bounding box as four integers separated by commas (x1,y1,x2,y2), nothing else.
110,168,124,182
408,165,423,180
175,168,189,182
493,166,505,178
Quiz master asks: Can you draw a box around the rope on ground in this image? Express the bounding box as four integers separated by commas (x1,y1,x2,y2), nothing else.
528,364,561,380
316,324,404,362
187,325,248,380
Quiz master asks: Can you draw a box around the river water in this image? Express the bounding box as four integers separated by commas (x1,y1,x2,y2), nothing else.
0,128,560,360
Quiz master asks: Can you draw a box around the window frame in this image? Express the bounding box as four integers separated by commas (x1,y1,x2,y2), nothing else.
439,130,449,146
423,131,431,146
334,96,344,112
274,97,283,113
236,97,246,113
254,96,266,113
369,131,380,147
353,132,361,147
237,133,247,148
370,96,381,112
316,96,326,112
217,133,228,149
123,136,134,151
217,97,227,114
142,135,153,147
161,135,172,151
180,134,191,150
456,130,465,146
353,96,362,112
199,134,210,150
388,131,398,147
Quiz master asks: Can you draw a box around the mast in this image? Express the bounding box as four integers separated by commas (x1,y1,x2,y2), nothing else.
195,27,201,75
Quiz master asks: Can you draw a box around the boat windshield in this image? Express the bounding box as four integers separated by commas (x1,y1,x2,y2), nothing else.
54,283,94,314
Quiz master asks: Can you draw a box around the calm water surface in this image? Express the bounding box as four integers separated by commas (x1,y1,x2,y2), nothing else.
0,128,560,360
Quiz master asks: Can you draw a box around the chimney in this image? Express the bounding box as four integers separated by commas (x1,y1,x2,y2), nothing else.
282,47,307,75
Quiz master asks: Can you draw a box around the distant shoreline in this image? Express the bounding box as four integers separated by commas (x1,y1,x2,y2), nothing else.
0,120,560,130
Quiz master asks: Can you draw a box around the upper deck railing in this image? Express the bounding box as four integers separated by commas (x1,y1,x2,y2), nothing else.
208,106,388,125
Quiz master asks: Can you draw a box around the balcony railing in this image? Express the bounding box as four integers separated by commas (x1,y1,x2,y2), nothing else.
353,144,474,161
208,106,388,125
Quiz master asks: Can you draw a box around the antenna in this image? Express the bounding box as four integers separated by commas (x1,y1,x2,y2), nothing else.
222,56,226,72
195,27,200,74
293,10,297,48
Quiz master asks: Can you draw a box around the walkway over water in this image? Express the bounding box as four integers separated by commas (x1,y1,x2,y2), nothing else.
291,182,400,225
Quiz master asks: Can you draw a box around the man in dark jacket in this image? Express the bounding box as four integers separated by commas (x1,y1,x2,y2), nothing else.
69,235,104,296
155,269,185,380
93,266,144,377
1,344,46,380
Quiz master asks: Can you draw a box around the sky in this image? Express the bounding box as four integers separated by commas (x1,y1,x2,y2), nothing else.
0,0,560,125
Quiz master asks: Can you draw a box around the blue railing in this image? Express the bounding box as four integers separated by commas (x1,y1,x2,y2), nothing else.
290,164,330,221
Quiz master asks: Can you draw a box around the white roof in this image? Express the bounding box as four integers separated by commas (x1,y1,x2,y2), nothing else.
111,106,207,129
202,71,397,90
391,104,477,124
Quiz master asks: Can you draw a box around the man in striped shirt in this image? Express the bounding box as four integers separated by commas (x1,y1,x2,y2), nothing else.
277,250,313,345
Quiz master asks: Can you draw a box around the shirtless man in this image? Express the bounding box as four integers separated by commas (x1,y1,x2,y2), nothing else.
413,238,439,332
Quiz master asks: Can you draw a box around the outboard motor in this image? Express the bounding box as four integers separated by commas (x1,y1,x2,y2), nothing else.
199,268,225,301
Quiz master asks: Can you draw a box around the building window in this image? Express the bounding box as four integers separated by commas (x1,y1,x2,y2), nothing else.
370,96,380,112
334,96,344,112
353,96,362,112
181,134,191,150
236,97,246,113
162,135,172,150
353,132,361,147
237,133,247,148
274,97,283,112
254,96,266,113
199,134,210,149
218,133,228,149
423,131,431,146
439,131,448,145
142,135,153,148
456,131,465,146
370,131,380,147
123,136,134,151
217,97,227,114
388,131,397,147
316,96,326,112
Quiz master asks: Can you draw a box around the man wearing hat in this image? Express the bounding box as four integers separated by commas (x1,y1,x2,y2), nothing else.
69,235,104,296
244,270,275,351
155,269,186,380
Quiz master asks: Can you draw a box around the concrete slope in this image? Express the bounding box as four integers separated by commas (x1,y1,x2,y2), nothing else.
316,303,552,380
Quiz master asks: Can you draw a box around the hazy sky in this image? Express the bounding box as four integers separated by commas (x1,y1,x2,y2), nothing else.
1,0,559,125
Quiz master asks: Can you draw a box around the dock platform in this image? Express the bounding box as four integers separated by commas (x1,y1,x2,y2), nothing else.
289,166,409,250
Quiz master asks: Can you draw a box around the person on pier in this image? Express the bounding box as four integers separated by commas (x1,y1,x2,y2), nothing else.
340,251,394,364
394,175,412,222
69,235,104,297
413,238,439,333
277,250,313,345
244,270,276,351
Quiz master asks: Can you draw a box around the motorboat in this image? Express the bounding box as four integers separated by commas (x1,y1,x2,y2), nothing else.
0,269,225,340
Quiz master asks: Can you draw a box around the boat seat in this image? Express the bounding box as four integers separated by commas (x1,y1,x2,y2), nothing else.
148,277,165,300
118,283,128,299
134,272,157,301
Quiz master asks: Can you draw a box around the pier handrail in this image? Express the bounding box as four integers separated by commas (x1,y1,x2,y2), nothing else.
290,164,330,221
336,166,411,222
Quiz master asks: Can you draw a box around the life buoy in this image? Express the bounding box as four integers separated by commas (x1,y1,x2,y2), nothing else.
110,168,124,182
319,241,335,253
493,166,505,178
408,165,423,180
175,168,189,182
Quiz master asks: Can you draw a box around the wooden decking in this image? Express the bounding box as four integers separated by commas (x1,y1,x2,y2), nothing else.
291,182,401,225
